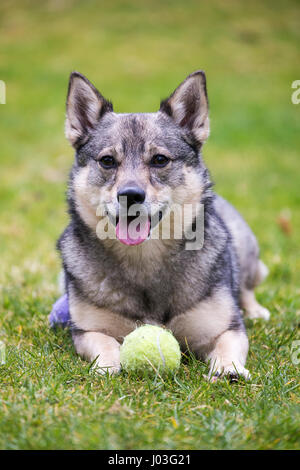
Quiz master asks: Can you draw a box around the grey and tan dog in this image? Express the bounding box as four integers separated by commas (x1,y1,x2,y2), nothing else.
58,70,270,380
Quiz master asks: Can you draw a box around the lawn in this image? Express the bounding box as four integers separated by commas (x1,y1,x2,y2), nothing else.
0,0,299,450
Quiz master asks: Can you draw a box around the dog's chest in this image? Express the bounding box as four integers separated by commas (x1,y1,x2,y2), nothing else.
98,267,171,322
96,253,203,323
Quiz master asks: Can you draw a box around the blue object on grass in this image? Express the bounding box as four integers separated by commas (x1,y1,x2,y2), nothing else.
49,293,70,328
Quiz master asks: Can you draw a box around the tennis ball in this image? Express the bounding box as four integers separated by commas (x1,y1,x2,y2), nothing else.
120,325,181,374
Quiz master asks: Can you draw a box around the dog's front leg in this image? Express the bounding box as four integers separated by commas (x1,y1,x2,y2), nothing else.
205,329,250,381
168,287,250,381
72,330,121,375
68,287,136,375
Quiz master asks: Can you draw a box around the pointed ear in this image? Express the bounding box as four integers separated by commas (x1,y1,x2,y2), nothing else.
160,71,209,145
65,72,113,147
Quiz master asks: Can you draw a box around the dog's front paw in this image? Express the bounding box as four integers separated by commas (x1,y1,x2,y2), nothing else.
208,362,251,383
92,357,121,375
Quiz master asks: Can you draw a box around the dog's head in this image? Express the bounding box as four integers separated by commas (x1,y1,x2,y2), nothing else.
65,71,210,247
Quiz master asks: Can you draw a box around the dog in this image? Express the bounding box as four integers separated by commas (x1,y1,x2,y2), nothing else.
57,70,270,380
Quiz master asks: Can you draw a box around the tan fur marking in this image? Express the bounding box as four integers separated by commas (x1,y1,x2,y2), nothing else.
73,166,117,236
167,288,235,355
73,167,100,230
173,166,204,206
70,296,137,342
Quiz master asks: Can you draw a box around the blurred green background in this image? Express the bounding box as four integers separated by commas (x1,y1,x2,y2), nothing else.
0,0,299,287
0,0,299,450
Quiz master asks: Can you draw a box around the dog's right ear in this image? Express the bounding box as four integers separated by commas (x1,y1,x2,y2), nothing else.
65,72,113,148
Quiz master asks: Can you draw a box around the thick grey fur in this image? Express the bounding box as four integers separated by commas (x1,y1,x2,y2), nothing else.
57,71,266,369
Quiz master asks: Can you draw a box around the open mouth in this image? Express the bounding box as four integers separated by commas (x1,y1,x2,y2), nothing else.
115,211,163,246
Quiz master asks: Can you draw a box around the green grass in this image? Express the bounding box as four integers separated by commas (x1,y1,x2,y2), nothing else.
0,0,299,450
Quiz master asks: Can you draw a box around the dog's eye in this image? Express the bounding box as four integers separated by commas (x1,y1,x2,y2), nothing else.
150,154,170,168
98,156,117,169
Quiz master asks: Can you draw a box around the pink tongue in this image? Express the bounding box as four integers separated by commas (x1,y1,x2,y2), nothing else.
116,218,150,246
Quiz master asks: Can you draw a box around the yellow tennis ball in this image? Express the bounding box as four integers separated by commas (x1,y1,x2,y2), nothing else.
120,325,181,374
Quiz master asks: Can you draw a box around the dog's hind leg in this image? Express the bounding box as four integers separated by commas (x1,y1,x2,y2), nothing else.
241,260,270,321
213,197,270,321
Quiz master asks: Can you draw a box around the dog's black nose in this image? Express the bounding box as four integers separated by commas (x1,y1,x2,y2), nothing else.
117,186,146,207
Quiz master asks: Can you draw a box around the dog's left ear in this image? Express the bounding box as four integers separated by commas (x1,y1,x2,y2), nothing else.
65,71,113,148
160,71,209,145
